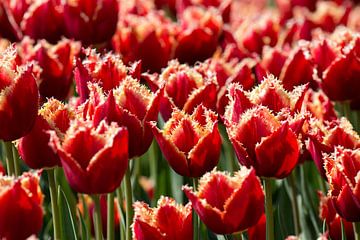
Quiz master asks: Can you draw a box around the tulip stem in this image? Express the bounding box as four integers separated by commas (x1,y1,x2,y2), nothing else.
354,222,360,240
12,144,21,177
288,172,301,235
48,168,61,240
107,192,115,240
92,195,103,240
341,220,347,240
264,178,274,240
193,178,199,240
125,166,133,240
4,141,15,176
116,187,126,240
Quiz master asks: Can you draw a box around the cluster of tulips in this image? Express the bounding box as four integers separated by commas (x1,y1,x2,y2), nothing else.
0,0,359,239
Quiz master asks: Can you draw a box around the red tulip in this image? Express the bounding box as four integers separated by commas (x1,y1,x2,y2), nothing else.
132,196,192,240
19,99,74,169
0,172,43,240
63,0,118,45
0,47,39,141
49,119,129,194
225,105,301,178
0,0,63,42
276,0,316,23
302,89,337,122
248,214,266,240
112,11,174,72
74,50,139,101
151,105,221,177
174,6,223,64
18,38,80,101
146,60,217,121
312,29,360,101
0,162,5,175
325,147,360,222
183,167,264,234
318,192,354,240
84,77,162,158
307,118,359,179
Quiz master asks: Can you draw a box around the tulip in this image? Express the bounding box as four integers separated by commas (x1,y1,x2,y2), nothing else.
0,172,43,240
62,0,118,45
248,214,266,240
318,192,355,240
302,89,338,122
151,105,221,177
183,167,264,234
0,0,63,42
225,105,301,179
307,118,359,179
112,11,174,72
49,119,128,194
325,147,360,222
174,6,223,64
0,47,39,141
18,38,80,101
132,196,192,240
146,60,217,121
0,162,5,175
84,77,162,158
19,98,73,169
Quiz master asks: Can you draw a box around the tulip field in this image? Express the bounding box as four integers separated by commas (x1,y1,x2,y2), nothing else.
0,0,360,239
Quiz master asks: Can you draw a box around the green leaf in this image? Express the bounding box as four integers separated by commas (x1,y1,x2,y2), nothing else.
58,186,78,240
78,208,90,240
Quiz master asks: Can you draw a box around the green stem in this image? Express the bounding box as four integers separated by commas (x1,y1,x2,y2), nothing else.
48,169,61,240
12,144,20,177
4,141,14,176
289,172,301,235
354,222,360,240
116,187,126,240
193,178,199,240
341,220,347,240
264,179,274,240
107,192,115,240
92,195,103,240
125,166,133,240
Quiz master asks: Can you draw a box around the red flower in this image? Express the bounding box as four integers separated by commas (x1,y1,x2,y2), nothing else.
84,77,162,158
325,147,360,222
183,167,264,234
311,29,360,102
49,119,129,194
174,6,223,64
19,99,74,169
0,47,39,141
18,38,80,101
248,214,266,240
112,12,174,72
132,196,192,240
146,60,217,121
0,172,43,240
74,50,140,102
0,0,63,42
225,105,301,178
301,89,337,122
63,0,118,45
307,118,359,179
151,105,221,177
0,162,5,175
318,192,354,240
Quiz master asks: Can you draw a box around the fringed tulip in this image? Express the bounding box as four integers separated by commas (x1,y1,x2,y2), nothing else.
49,119,128,194
225,105,301,178
18,38,80,101
325,147,360,222
0,172,43,240
84,78,162,158
63,0,118,45
132,196,192,240
183,167,264,234
151,105,221,177
0,47,39,141
319,192,354,240
307,118,359,179
19,99,74,169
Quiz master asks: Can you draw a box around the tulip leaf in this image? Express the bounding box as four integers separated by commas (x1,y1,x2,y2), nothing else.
58,186,78,240
78,208,90,240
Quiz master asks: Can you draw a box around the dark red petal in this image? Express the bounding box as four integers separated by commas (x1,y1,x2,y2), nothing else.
334,185,360,222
